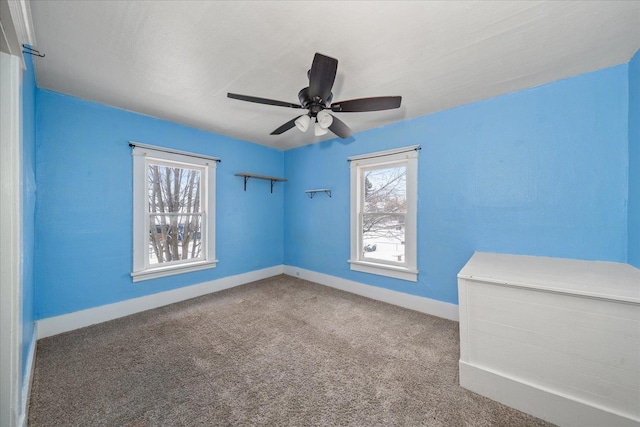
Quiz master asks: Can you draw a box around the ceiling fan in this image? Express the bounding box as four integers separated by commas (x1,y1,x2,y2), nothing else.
228,53,402,139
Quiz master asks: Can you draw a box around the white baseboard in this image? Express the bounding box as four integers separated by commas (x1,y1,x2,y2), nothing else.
283,265,459,322
459,360,640,427
37,265,284,339
18,323,37,427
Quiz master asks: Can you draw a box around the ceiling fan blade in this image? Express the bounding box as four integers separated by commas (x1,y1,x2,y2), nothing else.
308,53,338,104
228,93,302,109
331,96,402,112
270,116,302,135
328,115,353,139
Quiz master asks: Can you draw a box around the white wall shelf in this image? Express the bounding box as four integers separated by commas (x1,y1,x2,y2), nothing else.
304,189,331,198
235,172,287,193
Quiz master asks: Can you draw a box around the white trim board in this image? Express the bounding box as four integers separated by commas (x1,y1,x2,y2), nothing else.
7,0,35,47
18,323,37,427
2,0,36,68
283,266,459,322
460,361,640,427
37,265,284,339
37,265,458,340
0,51,23,427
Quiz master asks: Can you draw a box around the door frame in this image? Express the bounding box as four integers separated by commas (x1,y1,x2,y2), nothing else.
0,50,23,427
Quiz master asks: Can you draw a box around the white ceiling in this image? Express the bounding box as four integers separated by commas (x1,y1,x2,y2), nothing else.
29,1,640,150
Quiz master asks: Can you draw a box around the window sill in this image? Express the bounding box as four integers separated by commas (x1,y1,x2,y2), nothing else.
348,259,418,282
131,260,218,283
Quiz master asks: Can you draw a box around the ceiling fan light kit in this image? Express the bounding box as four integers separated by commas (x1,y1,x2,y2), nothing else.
314,121,329,136
228,53,402,139
316,110,333,129
295,115,311,132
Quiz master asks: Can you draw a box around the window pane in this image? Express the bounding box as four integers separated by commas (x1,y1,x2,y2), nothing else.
363,166,406,214
361,165,407,263
148,164,201,214
148,214,202,265
362,213,405,263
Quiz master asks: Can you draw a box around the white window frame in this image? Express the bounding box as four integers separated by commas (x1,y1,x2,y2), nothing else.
348,146,419,282
131,143,218,282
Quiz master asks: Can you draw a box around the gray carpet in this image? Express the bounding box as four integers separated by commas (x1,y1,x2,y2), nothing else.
29,275,554,426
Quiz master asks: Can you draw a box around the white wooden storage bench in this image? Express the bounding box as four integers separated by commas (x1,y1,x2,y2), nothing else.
457,252,640,427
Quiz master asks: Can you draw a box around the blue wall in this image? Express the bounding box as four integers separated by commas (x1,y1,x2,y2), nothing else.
32,60,635,319
22,54,36,380
34,90,284,319
284,64,629,304
629,50,640,268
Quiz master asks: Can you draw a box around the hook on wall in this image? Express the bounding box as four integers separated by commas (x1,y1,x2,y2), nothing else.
22,45,45,58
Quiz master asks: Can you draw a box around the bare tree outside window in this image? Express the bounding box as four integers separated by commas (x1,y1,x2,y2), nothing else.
361,165,407,263
147,164,203,265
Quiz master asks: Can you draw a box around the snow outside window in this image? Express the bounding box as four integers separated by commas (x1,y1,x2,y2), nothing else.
348,146,418,282
131,144,217,282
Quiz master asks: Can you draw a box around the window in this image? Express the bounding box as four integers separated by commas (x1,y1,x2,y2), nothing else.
131,143,218,282
348,146,418,281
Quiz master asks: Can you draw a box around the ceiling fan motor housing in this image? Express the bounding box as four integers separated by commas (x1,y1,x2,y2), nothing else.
298,87,332,116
